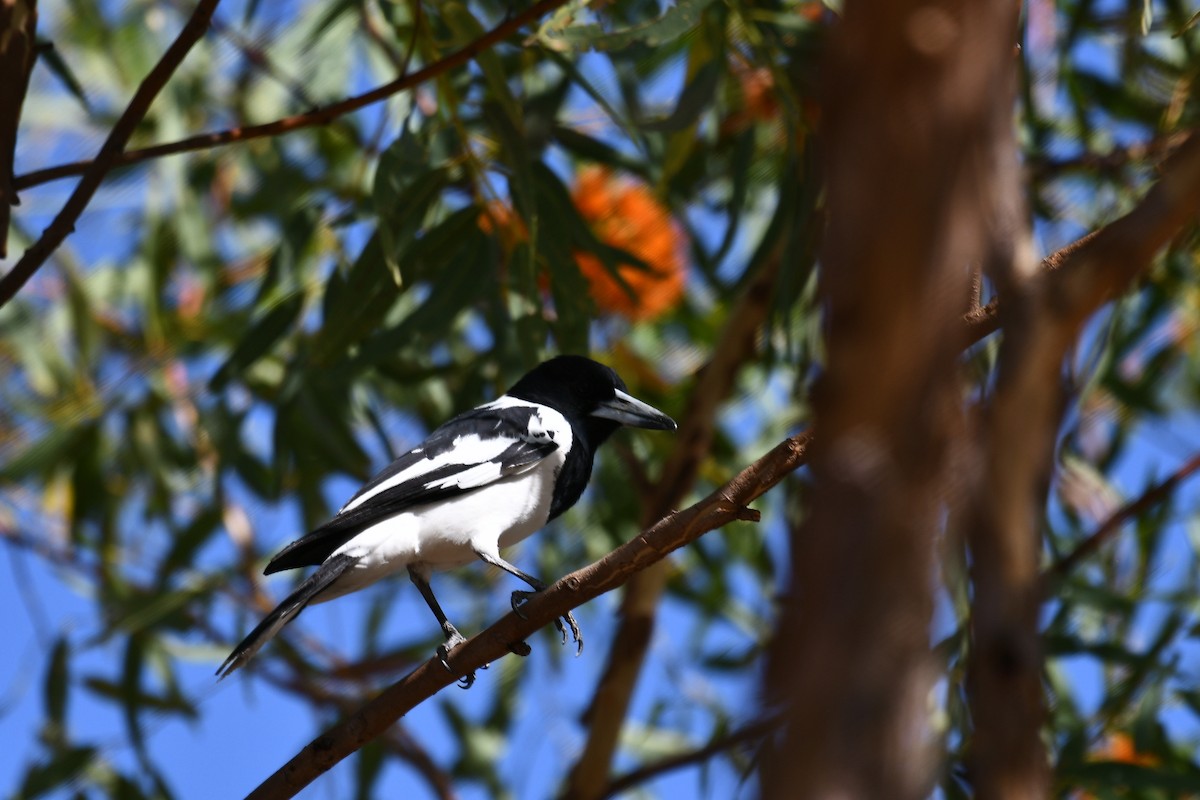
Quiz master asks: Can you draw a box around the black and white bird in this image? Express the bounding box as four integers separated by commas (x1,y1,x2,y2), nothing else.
217,355,675,681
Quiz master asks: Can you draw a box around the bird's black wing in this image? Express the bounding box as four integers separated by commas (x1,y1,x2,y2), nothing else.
264,405,560,574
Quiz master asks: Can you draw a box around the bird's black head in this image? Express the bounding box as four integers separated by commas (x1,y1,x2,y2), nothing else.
507,355,676,448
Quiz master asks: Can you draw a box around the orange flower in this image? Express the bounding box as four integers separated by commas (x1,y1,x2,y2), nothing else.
570,167,686,321
478,199,527,252
1094,732,1157,767
1074,733,1164,800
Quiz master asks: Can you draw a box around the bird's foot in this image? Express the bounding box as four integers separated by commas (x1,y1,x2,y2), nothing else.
507,640,532,657
510,589,535,619
437,628,483,689
509,590,583,656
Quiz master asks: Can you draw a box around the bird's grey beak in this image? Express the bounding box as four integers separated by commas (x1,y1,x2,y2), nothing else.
591,389,677,431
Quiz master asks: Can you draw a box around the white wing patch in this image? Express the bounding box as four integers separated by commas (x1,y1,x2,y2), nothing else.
423,460,504,491
340,433,510,513
338,397,573,514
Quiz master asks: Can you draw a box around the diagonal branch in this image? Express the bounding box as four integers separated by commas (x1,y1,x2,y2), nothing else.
10,0,569,195
597,715,782,800
263,671,459,800
565,254,784,799
1045,453,1200,581
1026,132,1191,181
1045,132,1200,325
243,431,812,800
0,0,221,307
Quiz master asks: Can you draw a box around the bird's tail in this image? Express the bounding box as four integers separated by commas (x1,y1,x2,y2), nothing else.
216,553,358,679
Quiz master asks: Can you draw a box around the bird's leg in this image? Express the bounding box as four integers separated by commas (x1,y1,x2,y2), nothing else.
407,566,480,688
473,551,584,656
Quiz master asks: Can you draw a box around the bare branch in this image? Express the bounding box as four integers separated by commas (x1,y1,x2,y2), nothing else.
967,129,1200,798
565,255,784,799
1026,132,1191,180
9,0,569,195
1047,132,1200,325
244,431,812,800
0,0,38,258
1045,453,1200,581
0,0,221,308
263,672,458,800
597,715,782,800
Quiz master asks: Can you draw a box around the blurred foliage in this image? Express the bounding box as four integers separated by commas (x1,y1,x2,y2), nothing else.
0,0,1198,798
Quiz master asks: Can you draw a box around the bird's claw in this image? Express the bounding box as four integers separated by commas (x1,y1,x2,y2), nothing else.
438,629,483,688
509,590,583,655
507,640,532,657
564,610,583,656
510,589,533,619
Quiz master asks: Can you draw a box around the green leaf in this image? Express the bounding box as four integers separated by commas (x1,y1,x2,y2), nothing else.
157,508,223,581
36,42,91,112
373,134,449,283
1060,761,1200,793
0,426,85,481
19,746,96,799
538,0,718,52
354,740,386,800
313,236,402,365
252,204,323,306
485,102,537,272
444,3,522,126
545,50,643,150
640,60,720,133
208,292,305,392
122,634,149,758
551,124,639,170
354,228,491,365
43,637,70,742
83,677,197,719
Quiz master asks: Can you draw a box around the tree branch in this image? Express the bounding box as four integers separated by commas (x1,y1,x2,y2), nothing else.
1026,132,1191,181
966,129,1200,797
9,0,569,195
1045,453,1200,581
563,216,1105,800
1048,132,1200,325
0,0,38,258
263,671,458,800
0,0,221,307
243,431,812,800
597,715,782,800
565,254,785,799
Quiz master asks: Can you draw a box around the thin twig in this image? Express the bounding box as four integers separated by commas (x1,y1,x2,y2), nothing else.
598,716,781,800
170,0,317,109
243,431,812,800
1044,453,1200,581
1026,132,1190,180
0,0,222,308
10,0,569,195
